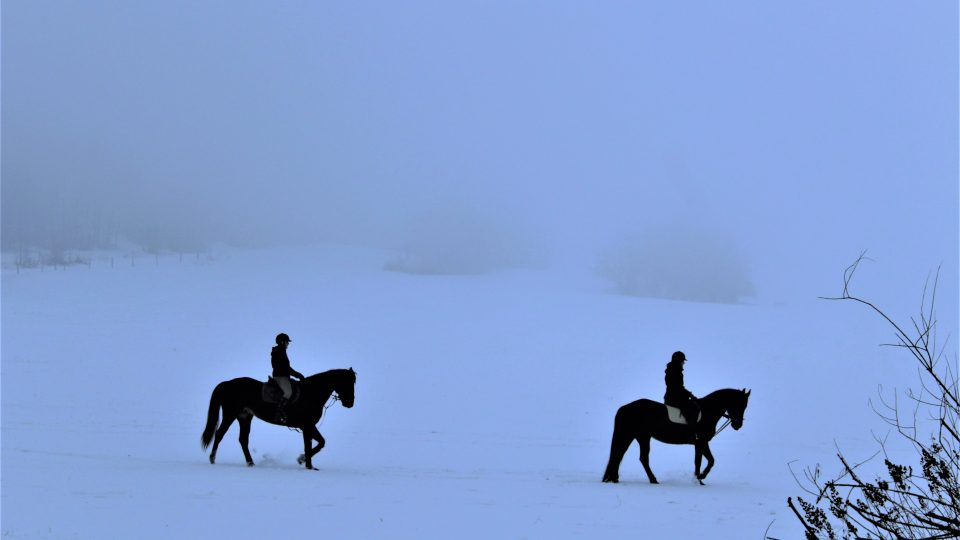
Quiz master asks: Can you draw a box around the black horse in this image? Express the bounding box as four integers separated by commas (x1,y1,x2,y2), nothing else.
201,368,356,470
602,388,750,484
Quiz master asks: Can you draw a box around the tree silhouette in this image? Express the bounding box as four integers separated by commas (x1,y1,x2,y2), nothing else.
781,254,958,539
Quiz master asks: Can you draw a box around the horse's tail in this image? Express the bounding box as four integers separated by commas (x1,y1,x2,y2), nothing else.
201,382,225,449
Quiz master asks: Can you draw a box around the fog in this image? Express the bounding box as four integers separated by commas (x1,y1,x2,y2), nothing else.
3,2,957,304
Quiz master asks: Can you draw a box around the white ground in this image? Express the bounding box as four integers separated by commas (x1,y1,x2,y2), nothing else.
1,245,950,538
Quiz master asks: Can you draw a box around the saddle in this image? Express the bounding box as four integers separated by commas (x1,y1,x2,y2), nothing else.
665,405,701,425
262,377,302,405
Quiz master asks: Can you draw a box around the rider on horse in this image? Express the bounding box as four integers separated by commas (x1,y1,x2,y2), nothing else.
664,351,700,438
272,333,304,424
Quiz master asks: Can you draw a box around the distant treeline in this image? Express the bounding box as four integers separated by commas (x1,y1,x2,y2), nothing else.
2,215,210,256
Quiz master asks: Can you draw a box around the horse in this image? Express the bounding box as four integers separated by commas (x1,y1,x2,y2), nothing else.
201,368,356,470
602,388,750,485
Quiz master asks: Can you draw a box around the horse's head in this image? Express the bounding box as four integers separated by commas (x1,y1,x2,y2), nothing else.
333,367,356,408
728,388,751,430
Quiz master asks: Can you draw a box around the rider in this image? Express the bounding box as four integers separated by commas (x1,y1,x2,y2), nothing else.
272,333,305,424
664,350,700,439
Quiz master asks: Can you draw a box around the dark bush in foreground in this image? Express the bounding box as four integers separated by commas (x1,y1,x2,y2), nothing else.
781,255,959,539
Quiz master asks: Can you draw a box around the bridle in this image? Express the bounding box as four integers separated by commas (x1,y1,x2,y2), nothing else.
326,393,340,410
708,389,750,436
715,411,744,435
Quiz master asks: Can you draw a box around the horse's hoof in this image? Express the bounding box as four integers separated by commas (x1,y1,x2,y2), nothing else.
247,461,255,467
650,479,659,484
297,454,306,465
209,455,216,464
602,477,618,484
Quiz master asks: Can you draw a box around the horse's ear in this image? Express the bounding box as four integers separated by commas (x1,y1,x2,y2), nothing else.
349,367,355,374
745,388,751,398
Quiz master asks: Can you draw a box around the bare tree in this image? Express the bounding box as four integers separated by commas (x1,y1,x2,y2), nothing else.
782,253,959,539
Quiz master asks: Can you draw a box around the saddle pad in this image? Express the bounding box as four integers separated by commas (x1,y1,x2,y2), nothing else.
262,377,301,404
666,405,701,425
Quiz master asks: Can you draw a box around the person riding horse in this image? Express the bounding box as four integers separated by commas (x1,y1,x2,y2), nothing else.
272,333,305,424
664,350,700,438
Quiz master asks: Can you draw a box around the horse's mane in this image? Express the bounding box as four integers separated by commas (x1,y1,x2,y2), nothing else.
700,388,749,405
703,388,744,398
304,368,356,383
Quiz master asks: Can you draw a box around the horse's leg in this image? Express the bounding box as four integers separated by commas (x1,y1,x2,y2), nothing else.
694,442,704,484
297,425,325,470
307,428,326,460
638,436,658,484
697,443,715,481
209,412,237,464
238,413,255,466
602,428,633,483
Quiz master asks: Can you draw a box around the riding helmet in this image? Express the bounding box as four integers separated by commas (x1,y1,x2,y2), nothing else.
276,333,292,345
671,351,686,362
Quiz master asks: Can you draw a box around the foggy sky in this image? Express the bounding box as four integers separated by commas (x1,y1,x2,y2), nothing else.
3,1,957,294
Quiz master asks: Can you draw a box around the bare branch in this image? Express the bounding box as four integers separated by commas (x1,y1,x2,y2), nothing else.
786,497,818,536
788,256,959,539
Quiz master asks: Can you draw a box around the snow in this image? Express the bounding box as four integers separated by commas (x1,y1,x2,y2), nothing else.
1,245,951,538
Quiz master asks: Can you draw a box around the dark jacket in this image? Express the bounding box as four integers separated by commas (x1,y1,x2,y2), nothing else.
271,346,304,379
664,360,695,405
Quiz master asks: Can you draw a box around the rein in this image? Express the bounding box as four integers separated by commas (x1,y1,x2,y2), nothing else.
316,393,340,427
288,390,341,431
714,413,742,436
326,394,340,411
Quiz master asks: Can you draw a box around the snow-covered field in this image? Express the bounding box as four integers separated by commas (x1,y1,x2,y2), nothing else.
1,245,950,538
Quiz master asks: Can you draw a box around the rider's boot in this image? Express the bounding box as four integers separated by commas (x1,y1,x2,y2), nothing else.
683,404,700,441
277,398,289,424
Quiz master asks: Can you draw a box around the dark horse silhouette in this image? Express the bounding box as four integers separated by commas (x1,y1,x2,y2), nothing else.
602,388,750,485
201,368,356,470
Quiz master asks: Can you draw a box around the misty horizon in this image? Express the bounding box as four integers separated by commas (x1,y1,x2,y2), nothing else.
3,2,957,299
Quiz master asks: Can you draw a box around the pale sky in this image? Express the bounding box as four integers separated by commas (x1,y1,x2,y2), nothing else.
3,1,957,302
